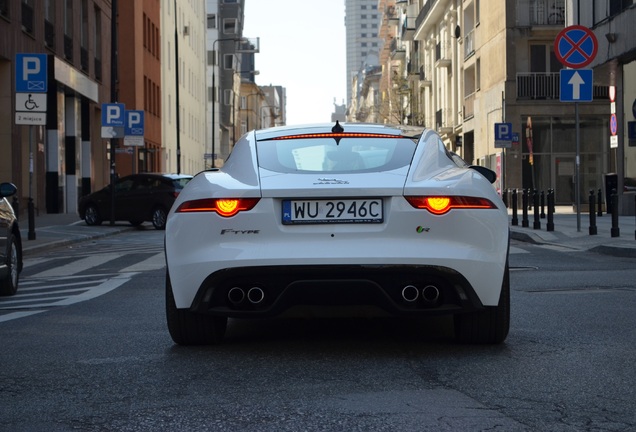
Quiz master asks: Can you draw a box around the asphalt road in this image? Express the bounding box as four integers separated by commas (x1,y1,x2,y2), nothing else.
0,230,634,431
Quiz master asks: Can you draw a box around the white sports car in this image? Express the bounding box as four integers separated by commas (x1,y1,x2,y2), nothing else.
165,122,510,345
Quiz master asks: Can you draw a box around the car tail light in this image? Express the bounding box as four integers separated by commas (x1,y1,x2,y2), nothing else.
175,198,260,217
404,196,497,215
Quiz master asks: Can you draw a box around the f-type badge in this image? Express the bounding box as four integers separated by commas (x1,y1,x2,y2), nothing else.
314,178,349,185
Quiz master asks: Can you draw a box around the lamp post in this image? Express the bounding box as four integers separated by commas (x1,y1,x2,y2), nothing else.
211,37,245,168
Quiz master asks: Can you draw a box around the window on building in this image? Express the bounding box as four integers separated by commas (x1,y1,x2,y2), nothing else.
44,0,56,48
207,14,216,29
0,0,9,19
224,89,233,106
22,0,35,34
476,58,481,90
530,44,560,73
80,0,88,49
223,18,237,34
223,53,235,69
94,6,102,80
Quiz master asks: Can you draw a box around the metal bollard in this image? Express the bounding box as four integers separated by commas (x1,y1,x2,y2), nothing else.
502,189,508,208
522,189,529,228
511,189,518,226
547,189,555,232
540,190,546,218
588,189,597,235
610,189,620,237
533,190,541,229
597,188,603,217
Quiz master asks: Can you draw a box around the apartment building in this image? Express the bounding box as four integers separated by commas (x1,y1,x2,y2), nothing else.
345,0,384,105
350,0,636,212
1,0,111,217
161,0,207,175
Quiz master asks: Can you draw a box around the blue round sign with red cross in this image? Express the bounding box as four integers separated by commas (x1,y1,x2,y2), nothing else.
554,25,598,69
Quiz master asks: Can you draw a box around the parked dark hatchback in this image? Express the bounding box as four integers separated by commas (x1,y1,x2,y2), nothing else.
0,182,22,296
78,173,192,230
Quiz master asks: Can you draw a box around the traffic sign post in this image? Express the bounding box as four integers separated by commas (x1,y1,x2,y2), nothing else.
494,123,512,148
15,53,48,240
560,69,593,102
554,26,598,232
101,103,126,138
554,25,598,69
124,110,145,147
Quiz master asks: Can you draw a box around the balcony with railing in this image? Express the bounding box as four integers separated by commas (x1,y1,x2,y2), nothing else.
464,28,475,59
516,0,565,27
464,92,475,120
435,41,451,68
435,108,453,133
517,72,610,100
390,38,406,60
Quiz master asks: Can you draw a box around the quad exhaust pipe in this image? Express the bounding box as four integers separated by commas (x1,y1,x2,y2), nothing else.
227,286,266,306
400,284,440,306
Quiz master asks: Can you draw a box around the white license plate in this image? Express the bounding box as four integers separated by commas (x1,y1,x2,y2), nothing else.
282,199,383,224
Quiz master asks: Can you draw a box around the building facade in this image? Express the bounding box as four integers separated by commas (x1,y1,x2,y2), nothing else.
161,0,207,175
349,0,634,214
1,0,111,217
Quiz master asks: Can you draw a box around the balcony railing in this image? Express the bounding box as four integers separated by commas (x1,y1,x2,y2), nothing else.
464,92,475,120
516,0,565,26
517,72,610,100
464,28,475,59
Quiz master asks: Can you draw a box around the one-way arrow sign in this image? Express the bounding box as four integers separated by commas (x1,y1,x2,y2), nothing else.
560,69,593,102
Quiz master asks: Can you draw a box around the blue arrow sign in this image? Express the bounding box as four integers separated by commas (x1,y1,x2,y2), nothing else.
560,69,593,102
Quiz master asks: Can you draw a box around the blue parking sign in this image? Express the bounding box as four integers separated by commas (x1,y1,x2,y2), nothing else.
101,103,125,127
125,110,145,136
16,53,48,93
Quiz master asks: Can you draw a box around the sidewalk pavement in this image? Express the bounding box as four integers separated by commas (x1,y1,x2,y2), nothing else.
18,212,138,255
508,206,636,258
16,206,636,258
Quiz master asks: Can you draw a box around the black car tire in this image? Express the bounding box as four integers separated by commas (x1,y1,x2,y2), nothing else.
152,206,168,230
166,272,227,345
84,204,102,226
0,235,20,296
454,262,510,344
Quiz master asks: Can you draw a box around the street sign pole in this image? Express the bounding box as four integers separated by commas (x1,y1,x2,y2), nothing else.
575,102,580,232
555,25,598,232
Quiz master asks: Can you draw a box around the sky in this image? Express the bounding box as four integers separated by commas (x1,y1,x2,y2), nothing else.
243,0,347,126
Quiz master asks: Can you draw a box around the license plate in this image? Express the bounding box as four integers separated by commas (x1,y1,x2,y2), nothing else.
282,199,383,224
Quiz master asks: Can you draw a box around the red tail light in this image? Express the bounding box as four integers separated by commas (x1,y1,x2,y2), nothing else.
405,196,497,215
175,198,260,217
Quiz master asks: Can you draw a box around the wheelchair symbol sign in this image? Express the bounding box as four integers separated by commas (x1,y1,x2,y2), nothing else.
16,93,47,112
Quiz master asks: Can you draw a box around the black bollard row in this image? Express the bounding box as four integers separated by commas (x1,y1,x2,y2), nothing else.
522,189,529,228
547,189,555,232
511,189,518,226
610,188,620,238
533,189,541,229
597,188,603,217
588,189,597,235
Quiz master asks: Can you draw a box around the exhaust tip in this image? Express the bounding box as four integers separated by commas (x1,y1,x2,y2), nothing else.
227,287,245,305
401,285,420,303
421,285,440,304
247,287,265,304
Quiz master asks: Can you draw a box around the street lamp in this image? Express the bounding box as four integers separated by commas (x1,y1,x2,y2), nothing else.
211,37,246,168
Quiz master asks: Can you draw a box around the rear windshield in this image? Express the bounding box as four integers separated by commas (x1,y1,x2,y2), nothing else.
256,137,417,173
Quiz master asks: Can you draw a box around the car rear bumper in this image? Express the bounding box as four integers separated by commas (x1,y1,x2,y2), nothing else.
174,264,497,319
